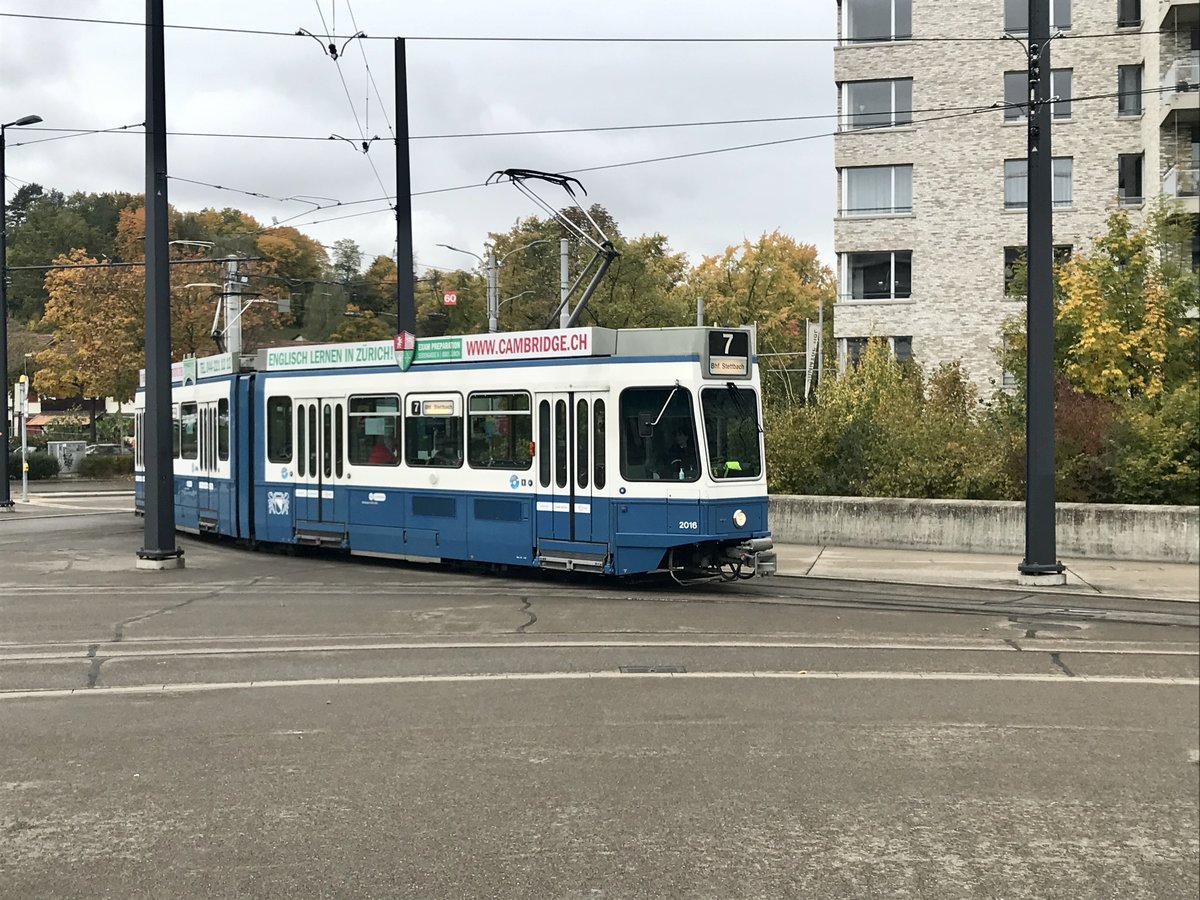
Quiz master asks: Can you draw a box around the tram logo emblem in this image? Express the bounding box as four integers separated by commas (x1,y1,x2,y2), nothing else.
267,491,290,516
394,331,417,372
509,475,521,490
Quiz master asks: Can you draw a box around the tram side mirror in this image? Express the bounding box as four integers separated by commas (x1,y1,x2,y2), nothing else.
637,413,654,437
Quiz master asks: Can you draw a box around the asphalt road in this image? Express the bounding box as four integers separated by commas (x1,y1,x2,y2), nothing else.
1,495,1197,899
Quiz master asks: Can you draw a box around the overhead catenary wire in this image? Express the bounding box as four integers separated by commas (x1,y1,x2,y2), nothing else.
10,79,1190,149
0,11,1169,43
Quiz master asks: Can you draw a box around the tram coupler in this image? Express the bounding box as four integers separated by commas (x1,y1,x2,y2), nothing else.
724,537,776,577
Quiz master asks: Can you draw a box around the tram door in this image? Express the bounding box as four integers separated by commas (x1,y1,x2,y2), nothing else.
534,391,607,549
195,399,226,528
293,397,348,537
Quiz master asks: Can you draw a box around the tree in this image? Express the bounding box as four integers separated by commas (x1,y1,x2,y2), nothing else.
1004,205,1198,401
683,231,835,405
355,254,398,315
331,239,363,284
35,249,145,407
328,305,394,342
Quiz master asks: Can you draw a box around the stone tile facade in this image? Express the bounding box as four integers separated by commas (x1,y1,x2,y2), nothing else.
832,0,1199,395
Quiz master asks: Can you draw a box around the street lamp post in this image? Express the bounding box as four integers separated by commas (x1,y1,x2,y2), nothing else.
1,114,43,510
437,240,549,333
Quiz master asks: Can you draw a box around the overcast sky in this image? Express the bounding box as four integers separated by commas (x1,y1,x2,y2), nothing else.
1,1,836,277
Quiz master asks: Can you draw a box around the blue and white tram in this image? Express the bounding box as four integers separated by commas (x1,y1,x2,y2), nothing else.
134,326,777,580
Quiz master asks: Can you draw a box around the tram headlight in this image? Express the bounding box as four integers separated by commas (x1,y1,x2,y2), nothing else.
732,508,747,529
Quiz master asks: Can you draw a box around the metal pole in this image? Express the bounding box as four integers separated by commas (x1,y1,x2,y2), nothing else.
137,0,183,568
486,248,499,333
817,296,824,393
0,126,11,508
19,375,27,502
1018,0,1065,584
393,37,417,336
224,257,241,358
559,238,569,328
696,296,704,327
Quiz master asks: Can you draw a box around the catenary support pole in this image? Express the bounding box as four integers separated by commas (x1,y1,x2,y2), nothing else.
393,38,416,336
559,239,569,328
137,0,183,569
486,248,499,333
1,126,12,508
1018,0,1065,585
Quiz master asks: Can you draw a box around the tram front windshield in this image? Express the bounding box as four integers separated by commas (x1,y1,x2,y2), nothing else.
619,386,700,482
701,386,762,479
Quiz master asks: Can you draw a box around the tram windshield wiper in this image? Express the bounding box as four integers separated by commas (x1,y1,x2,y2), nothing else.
649,382,681,429
726,382,761,434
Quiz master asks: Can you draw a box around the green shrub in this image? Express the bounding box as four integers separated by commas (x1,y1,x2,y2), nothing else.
78,454,135,479
8,451,61,481
1108,384,1200,506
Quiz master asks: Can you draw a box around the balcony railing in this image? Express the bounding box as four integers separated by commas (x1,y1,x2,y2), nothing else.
1162,55,1199,92
1163,164,1199,198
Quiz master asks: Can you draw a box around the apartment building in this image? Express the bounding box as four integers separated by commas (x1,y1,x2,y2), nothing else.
832,0,1199,391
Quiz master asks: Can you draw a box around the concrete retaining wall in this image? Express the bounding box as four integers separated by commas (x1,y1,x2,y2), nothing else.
769,496,1200,564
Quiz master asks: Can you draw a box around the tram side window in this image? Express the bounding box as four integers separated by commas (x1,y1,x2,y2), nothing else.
349,395,401,466
405,396,463,468
593,399,606,489
180,402,199,460
217,398,230,461
619,386,699,482
171,405,181,458
538,400,551,487
468,392,532,470
266,397,293,463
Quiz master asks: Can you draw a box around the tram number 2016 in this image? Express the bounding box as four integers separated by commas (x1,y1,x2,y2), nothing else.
677,520,699,530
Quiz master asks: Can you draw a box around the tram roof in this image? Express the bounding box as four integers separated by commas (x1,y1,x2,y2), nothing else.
140,325,755,388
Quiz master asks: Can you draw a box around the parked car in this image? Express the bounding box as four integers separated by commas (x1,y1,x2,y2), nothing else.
85,443,132,456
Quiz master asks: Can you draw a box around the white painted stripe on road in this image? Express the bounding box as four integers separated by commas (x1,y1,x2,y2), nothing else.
1,638,1197,663
1,670,1196,701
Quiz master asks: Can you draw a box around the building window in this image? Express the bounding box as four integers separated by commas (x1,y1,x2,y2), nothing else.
1117,65,1143,116
1004,245,1073,296
1005,0,1071,31
843,79,913,130
1004,157,1073,209
841,251,912,301
1117,0,1141,27
1118,153,1144,205
842,165,913,216
839,336,913,369
1003,69,1071,120
843,0,912,42
1052,69,1072,119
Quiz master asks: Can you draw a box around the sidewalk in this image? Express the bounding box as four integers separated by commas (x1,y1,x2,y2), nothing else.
773,543,1200,603
17,477,133,494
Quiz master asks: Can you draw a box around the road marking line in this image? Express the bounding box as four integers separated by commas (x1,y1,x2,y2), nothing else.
0,639,1196,663
0,670,1196,701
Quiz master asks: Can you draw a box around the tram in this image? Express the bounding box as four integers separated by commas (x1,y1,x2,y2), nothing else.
133,325,776,581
